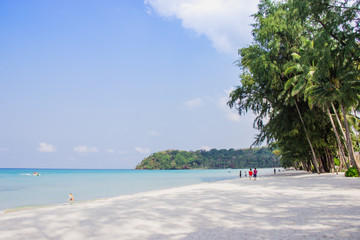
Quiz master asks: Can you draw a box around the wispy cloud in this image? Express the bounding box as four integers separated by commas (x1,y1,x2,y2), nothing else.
0,147,9,152
145,0,259,54
219,88,241,122
117,150,128,154
201,145,211,151
37,142,57,152
74,145,99,153
148,130,161,136
107,148,128,154
135,147,151,154
181,97,203,110
107,148,115,154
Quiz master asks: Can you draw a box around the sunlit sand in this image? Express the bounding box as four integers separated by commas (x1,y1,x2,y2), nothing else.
1,171,359,240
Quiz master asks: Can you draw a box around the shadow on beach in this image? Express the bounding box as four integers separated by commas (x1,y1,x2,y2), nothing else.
0,171,359,240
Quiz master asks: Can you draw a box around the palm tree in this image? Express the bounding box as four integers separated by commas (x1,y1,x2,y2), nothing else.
293,99,320,173
303,78,349,169
282,52,322,173
292,0,360,174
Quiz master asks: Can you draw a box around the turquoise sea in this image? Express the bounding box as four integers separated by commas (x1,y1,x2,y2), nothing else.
0,168,279,211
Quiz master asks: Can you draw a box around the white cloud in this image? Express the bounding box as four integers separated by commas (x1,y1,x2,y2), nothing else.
37,142,57,152
145,0,259,54
117,150,128,154
135,147,151,154
74,145,99,153
148,130,161,136
219,88,241,122
107,148,115,153
226,111,241,122
107,148,128,154
201,145,211,151
0,147,9,152
181,97,203,109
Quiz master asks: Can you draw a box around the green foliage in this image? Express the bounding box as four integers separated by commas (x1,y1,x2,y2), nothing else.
345,167,359,177
135,147,280,170
334,157,340,166
228,0,360,173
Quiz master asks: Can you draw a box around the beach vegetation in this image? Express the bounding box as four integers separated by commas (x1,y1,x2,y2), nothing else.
345,167,359,177
228,0,360,174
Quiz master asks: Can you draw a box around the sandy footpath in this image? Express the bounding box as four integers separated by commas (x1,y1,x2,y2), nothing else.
1,171,360,240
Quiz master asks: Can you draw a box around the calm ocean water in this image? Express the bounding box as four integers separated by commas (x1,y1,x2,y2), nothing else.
0,168,278,211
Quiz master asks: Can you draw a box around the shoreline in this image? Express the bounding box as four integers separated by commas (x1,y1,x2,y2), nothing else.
1,168,281,213
1,170,359,239
0,170,334,214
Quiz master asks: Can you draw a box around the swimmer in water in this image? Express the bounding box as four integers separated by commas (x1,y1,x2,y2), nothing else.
68,193,74,202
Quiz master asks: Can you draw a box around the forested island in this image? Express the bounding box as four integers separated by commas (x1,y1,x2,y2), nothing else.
135,147,279,170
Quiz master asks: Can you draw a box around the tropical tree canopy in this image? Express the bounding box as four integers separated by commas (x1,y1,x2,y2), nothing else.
228,0,360,173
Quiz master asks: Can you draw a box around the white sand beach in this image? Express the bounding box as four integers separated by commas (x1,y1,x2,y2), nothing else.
1,171,360,240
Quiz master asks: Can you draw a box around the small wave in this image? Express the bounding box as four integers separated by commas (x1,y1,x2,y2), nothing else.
4,203,56,213
19,173,41,176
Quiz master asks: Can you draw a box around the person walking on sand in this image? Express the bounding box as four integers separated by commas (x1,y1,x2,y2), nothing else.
249,168,253,180
68,193,74,202
253,168,258,181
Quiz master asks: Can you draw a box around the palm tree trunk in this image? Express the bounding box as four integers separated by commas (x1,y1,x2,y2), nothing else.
325,148,335,172
340,103,360,174
318,153,325,173
338,146,343,170
294,100,320,173
326,107,348,169
331,103,349,153
338,145,349,169
331,103,350,168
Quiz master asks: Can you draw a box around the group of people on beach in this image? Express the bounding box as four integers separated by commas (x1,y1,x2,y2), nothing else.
239,168,258,180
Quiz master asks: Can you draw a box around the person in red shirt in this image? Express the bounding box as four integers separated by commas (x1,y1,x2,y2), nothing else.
249,168,253,180
253,168,258,181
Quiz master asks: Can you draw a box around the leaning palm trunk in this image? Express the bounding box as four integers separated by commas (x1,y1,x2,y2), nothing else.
331,102,350,169
326,107,348,169
325,148,335,172
331,103,349,153
338,146,344,170
331,102,351,168
338,145,349,169
294,100,320,173
340,103,360,174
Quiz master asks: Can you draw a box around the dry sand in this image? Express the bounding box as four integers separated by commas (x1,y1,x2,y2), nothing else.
1,171,360,240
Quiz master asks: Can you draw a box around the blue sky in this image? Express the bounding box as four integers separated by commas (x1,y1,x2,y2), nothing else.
0,0,260,169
